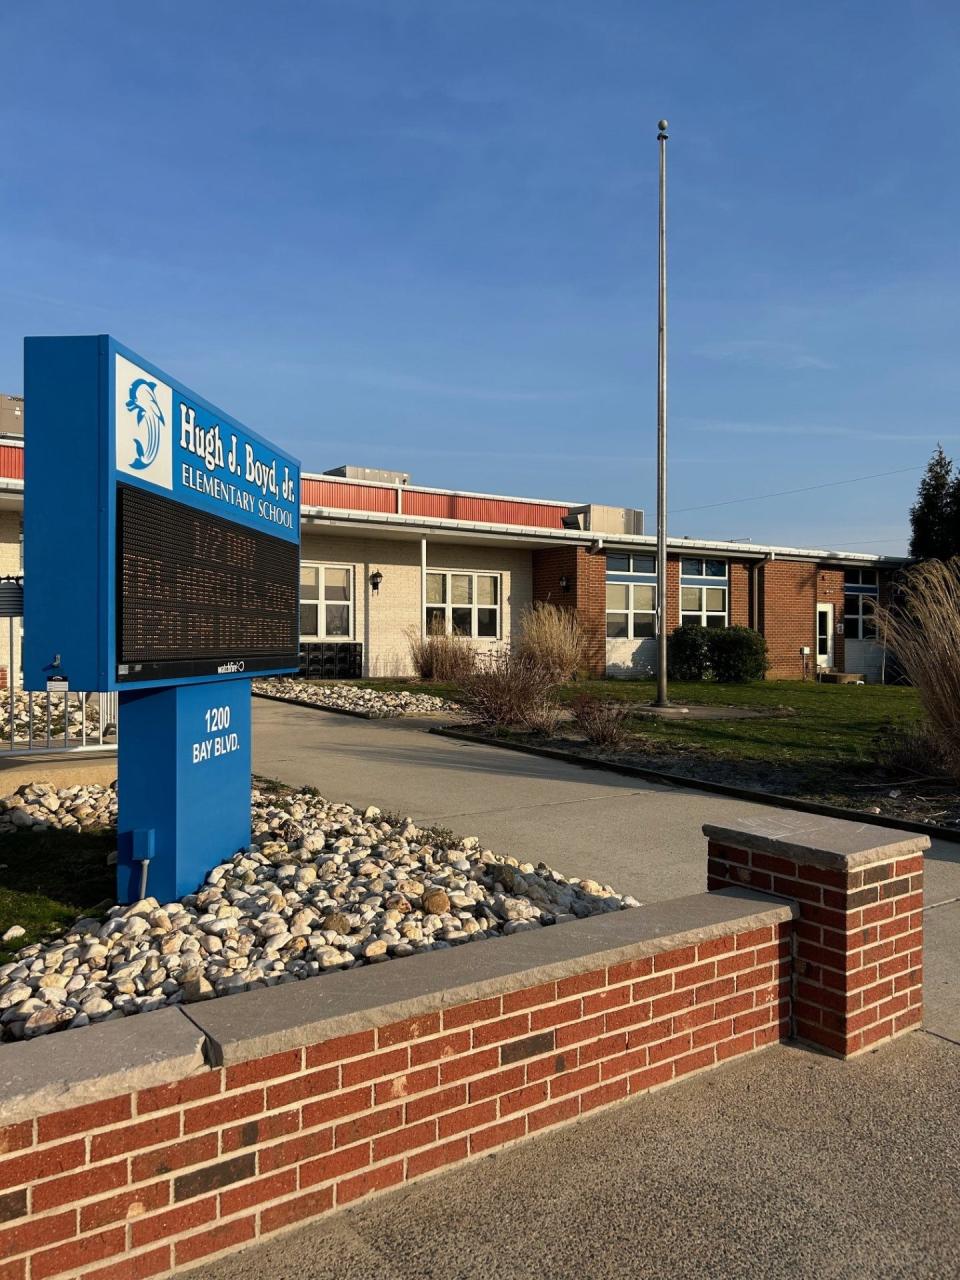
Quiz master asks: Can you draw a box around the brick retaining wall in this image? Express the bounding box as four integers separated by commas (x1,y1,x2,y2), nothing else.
705,814,924,1057
0,816,927,1279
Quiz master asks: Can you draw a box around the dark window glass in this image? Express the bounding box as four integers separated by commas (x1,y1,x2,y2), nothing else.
705,614,725,629
633,615,655,638
606,614,629,639
681,557,702,576
607,554,630,572
844,594,859,615
632,555,656,574
300,604,319,637
325,604,349,637
705,559,726,578
451,607,472,636
861,570,878,586
477,608,498,638
425,607,446,635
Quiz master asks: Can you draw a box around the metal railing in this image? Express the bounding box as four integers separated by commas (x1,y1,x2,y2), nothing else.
2,606,118,755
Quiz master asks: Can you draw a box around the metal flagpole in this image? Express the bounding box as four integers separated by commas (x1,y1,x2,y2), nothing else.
654,119,670,707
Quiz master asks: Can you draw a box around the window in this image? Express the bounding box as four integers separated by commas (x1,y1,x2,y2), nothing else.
606,582,657,639
681,557,726,578
843,569,879,641
425,571,500,638
300,564,353,640
680,557,728,627
680,585,728,628
607,552,656,575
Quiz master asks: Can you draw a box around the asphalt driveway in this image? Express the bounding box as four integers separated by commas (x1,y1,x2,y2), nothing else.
252,697,960,1044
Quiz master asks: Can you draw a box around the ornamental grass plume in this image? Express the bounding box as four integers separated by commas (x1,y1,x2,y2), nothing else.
874,558,960,779
515,602,588,682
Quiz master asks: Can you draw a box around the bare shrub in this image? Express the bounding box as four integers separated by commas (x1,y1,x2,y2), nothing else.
458,651,560,730
875,559,960,778
515,602,588,682
569,695,631,750
872,719,952,779
406,623,477,683
522,700,565,737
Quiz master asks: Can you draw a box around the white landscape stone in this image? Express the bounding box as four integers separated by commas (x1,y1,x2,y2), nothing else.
0,781,636,1040
252,677,461,719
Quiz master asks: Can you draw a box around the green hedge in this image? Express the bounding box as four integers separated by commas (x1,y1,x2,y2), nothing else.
666,623,769,683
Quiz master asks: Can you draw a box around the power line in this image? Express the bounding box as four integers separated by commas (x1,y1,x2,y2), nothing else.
673,465,922,514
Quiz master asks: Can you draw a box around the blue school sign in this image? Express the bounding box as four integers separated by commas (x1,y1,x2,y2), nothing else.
23,336,301,902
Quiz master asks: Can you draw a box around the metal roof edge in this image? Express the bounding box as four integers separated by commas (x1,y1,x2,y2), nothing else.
299,506,905,564
301,470,582,509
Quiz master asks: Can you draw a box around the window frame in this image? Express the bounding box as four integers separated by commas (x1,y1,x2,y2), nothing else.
679,558,728,628
605,580,658,640
299,561,355,642
425,569,501,639
843,569,879,641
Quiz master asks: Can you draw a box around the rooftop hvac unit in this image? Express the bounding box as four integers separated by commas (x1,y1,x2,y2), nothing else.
563,505,644,536
324,465,410,486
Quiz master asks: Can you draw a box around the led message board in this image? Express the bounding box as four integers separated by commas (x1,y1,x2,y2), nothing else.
23,335,301,692
117,484,299,681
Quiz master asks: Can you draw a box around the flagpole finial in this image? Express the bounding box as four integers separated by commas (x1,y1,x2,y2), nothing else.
658,119,669,135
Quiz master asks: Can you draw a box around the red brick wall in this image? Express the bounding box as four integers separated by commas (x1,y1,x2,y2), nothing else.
758,561,848,679
707,843,923,1057
532,547,605,676
0,928,789,1280
759,560,817,680
728,561,752,628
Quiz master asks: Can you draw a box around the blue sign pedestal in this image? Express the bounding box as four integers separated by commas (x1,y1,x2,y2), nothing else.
116,680,252,904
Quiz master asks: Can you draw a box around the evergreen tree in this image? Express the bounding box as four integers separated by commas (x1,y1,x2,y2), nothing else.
910,445,954,560
948,467,960,559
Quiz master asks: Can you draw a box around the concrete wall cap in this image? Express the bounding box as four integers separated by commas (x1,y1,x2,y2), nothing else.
0,1007,206,1126
703,813,930,870
183,890,796,1066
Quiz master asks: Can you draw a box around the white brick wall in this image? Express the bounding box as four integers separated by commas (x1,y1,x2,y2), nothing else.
300,531,534,676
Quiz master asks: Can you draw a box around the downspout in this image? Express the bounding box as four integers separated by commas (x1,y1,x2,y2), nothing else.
420,535,427,639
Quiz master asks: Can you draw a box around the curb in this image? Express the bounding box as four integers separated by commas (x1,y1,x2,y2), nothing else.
429,726,960,845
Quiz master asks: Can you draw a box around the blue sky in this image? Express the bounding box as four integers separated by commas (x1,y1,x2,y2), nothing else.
2,1,958,553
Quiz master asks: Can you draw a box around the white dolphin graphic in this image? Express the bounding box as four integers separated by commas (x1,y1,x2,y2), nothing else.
125,377,164,470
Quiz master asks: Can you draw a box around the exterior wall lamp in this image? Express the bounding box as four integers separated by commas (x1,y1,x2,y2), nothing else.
370,570,384,594
558,574,571,593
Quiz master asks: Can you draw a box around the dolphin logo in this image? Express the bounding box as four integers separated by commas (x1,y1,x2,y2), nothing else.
125,377,164,470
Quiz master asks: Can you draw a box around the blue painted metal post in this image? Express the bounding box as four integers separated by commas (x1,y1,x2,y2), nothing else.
116,680,252,902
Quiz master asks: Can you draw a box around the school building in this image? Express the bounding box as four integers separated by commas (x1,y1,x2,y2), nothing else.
0,397,901,684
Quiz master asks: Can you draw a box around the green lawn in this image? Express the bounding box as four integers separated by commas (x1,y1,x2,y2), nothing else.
317,676,922,770
0,828,115,963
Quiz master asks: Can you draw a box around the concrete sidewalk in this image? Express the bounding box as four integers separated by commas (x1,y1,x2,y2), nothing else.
252,699,960,1043
190,1034,960,1280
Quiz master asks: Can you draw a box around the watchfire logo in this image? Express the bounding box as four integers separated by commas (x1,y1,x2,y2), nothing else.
216,660,245,674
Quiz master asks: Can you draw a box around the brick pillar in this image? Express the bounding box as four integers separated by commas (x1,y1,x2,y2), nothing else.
531,546,605,676
704,814,926,1058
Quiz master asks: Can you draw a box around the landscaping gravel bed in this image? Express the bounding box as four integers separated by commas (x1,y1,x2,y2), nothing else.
0,781,117,833
0,783,637,1041
253,678,461,718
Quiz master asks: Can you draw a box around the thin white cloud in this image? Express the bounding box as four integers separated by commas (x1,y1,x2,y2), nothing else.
694,339,834,371
688,420,959,443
